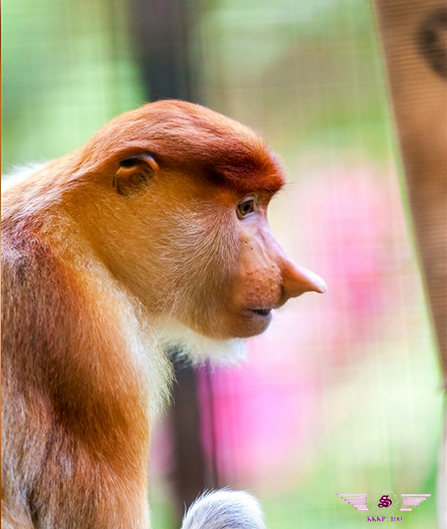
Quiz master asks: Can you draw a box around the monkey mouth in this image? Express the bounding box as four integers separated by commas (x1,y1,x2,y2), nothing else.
248,308,272,317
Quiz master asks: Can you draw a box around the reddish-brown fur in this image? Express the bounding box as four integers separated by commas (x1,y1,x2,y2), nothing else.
2,100,325,528
2,221,150,527
82,101,285,195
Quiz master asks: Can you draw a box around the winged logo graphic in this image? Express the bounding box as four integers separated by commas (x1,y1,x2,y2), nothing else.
336,494,369,511
337,492,431,512
399,494,432,511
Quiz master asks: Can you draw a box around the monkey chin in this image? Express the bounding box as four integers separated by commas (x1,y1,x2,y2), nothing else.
236,308,273,337
159,318,248,366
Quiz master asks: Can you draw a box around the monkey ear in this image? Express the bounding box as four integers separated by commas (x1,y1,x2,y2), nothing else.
113,154,159,197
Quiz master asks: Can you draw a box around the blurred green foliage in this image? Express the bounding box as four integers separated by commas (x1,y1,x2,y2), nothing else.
3,0,392,172
198,0,395,168
2,0,145,172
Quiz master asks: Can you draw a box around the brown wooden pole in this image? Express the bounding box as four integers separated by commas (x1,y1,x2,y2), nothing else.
371,0,446,524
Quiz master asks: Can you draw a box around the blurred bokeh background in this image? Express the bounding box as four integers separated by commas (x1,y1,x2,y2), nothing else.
2,0,444,527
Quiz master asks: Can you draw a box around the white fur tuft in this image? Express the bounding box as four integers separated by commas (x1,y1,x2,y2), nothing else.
1,162,46,191
159,318,247,365
180,490,266,529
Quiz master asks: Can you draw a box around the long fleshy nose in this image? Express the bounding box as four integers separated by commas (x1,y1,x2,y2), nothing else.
282,257,327,300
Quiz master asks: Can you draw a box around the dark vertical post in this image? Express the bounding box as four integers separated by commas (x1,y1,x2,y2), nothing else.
130,0,199,102
128,0,217,522
169,356,215,511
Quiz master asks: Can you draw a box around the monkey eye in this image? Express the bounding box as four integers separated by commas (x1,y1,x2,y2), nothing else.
236,197,256,219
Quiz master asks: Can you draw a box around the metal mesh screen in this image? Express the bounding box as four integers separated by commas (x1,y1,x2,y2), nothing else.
2,0,442,527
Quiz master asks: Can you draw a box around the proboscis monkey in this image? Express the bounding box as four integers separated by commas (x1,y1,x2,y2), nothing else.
1,100,326,529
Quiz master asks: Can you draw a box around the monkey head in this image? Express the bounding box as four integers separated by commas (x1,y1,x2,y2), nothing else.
58,101,326,349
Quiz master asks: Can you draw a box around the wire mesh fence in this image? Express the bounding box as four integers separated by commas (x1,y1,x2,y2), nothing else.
2,0,443,527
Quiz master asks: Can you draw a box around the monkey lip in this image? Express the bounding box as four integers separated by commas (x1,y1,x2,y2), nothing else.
247,308,272,317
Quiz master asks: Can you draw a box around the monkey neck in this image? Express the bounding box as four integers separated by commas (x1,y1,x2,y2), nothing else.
3,180,173,424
